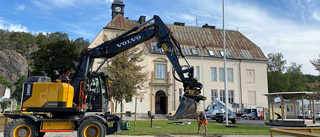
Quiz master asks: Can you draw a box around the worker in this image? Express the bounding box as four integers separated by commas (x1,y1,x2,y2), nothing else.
275,112,282,120
265,110,269,120
196,111,208,135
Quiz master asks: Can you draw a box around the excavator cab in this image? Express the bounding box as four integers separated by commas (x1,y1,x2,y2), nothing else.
87,72,111,112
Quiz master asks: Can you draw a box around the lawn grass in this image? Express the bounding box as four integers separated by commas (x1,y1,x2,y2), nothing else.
117,120,271,135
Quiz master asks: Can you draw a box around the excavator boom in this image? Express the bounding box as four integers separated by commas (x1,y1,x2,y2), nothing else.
86,15,206,119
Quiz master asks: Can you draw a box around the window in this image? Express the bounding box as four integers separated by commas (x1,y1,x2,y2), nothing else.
152,43,164,53
156,64,166,78
220,90,225,103
248,91,256,105
190,48,198,55
179,88,183,102
219,68,225,81
196,66,200,80
183,66,189,78
211,67,217,81
89,78,101,94
228,90,234,103
208,50,215,56
227,68,233,82
219,50,224,57
211,89,218,102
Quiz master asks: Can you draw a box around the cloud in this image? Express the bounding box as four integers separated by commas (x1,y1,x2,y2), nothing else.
15,5,26,11
223,2,320,75
169,0,320,75
66,26,95,40
52,0,76,7
8,24,28,32
313,10,320,21
0,18,28,32
32,0,52,10
106,0,113,4
50,0,106,8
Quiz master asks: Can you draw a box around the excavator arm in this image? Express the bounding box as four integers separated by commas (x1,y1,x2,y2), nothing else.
70,15,206,119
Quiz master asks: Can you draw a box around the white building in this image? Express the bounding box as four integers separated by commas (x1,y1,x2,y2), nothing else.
89,0,268,115
0,83,11,102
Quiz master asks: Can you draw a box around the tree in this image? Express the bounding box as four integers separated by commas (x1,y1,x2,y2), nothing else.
304,74,320,83
36,32,49,45
267,53,290,93
31,40,78,79
267,53,286,72
310,55,320,72
74,37,90,54
1,101,9,113
105,47,148,112
11,75,27,101
0,75,12,88
286,63,307,91
268,71,290,93
306,80,320,91
47,32,69,42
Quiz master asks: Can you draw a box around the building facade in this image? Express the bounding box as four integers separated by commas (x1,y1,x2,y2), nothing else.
0,83,10,102
88,0,268,115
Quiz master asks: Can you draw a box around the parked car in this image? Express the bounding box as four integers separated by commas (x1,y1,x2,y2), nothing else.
241,107,264,120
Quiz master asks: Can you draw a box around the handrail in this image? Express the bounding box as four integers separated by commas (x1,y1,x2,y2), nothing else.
270,127,320,137
78,81,87,110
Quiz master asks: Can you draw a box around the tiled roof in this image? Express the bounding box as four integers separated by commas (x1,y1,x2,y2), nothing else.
106,14,267,61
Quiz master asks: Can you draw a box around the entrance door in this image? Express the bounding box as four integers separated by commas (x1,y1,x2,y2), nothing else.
155,90,167,114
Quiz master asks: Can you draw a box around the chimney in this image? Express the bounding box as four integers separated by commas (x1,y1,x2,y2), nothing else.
174,22,185,26
139,15,146,24
202,23,216,29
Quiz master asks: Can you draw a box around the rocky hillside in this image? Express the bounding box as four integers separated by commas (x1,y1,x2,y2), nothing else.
0,49,28,84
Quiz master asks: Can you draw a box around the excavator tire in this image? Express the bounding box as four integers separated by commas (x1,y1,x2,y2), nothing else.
77,118,106,137
4,118,39,137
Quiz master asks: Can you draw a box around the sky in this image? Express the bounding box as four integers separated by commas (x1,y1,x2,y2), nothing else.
0,0,319,75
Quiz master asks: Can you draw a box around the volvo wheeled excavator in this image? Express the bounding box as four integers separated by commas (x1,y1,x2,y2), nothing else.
4,15,206,137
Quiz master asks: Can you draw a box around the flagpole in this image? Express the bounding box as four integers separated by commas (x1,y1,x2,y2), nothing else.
222,0,228,126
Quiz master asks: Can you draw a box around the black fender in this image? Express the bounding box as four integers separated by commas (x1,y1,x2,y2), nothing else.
4,113,39,122
77,115,109,129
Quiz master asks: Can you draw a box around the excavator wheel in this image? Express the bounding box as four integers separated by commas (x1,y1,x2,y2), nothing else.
4,118,39,137
77,118,106,137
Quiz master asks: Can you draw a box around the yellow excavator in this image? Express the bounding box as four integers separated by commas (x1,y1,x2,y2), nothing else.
4,15,206,137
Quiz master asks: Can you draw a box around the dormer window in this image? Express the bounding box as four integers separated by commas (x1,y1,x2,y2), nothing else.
190,48,198,55
152,44,164,54
208,50,215,56
219,50,224,57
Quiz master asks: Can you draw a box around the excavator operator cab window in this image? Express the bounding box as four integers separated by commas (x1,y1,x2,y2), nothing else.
89,77,101,101
101,76,110,112
88,75,108,112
